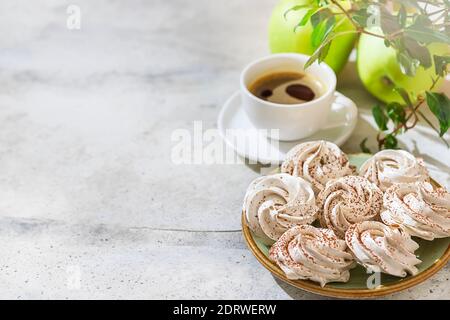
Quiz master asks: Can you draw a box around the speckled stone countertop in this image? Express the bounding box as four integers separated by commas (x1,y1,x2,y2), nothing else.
0,0,449,299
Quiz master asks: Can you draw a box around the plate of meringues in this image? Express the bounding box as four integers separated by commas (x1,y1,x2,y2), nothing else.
242,140,450,298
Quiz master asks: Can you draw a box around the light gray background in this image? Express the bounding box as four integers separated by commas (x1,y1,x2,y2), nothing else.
0,0,449,299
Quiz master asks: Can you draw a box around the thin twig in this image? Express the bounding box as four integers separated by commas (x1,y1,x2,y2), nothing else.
418,110,450,147
377,76,442,149
329,0,360,30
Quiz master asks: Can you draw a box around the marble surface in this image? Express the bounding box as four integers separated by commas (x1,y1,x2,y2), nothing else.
0,0,449,299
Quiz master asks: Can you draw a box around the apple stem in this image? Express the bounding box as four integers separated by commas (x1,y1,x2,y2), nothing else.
381,76,394,87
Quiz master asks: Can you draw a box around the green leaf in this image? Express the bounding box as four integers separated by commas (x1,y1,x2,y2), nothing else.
396,51,419,77
311,15,335,48
384,134,398,149
434,55,450,77
310,8,332,28
360,138,372,154
403,37,432,69
310,10,322,28
391,38,417,76
372,104,388,131
414,14,432,28
417,110,450,147
304,36,333,69
351,8,369,27
380,6,402,35
386,102,406,126
394,87,413,107
294,8,315,31
404,15,446,45
405,25,450,45
284,3,312,20
318,39,332,63
426,92,450,136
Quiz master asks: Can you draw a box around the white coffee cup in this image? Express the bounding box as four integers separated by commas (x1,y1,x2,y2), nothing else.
240,53,337,141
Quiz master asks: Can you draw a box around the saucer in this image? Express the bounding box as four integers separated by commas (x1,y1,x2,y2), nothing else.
217,91,358,164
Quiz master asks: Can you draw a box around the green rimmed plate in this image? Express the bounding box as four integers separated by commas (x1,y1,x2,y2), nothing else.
242,153,450,298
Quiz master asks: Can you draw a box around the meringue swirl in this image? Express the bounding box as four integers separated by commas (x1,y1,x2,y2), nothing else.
318,176,383,238
381,182,450,240
345,221,421,277
281,141,355,193
359,149,429,191
269,225,355,286
243,173,318,242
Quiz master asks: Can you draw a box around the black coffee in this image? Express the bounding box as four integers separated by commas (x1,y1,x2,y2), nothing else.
248,71,324,104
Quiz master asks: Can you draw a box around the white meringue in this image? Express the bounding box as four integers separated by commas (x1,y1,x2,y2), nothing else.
359,149,429,191
345,221,421,277
281,141,355,193
270,225,355,286
381,182,450,241
243,173,318,242
318,176,383,238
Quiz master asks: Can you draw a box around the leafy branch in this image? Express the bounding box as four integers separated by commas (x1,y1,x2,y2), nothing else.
371,78,449,150
287,0,450,151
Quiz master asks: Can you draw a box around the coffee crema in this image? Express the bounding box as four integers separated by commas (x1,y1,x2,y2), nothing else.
248,71,325,104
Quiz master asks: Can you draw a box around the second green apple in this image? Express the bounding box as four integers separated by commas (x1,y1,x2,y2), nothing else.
357,29,449,104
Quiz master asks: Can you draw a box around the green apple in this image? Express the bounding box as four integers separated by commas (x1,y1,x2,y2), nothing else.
357,29,449,104
269,0,357,74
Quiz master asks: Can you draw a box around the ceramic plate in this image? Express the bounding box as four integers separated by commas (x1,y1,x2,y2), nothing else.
242,153,450,298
